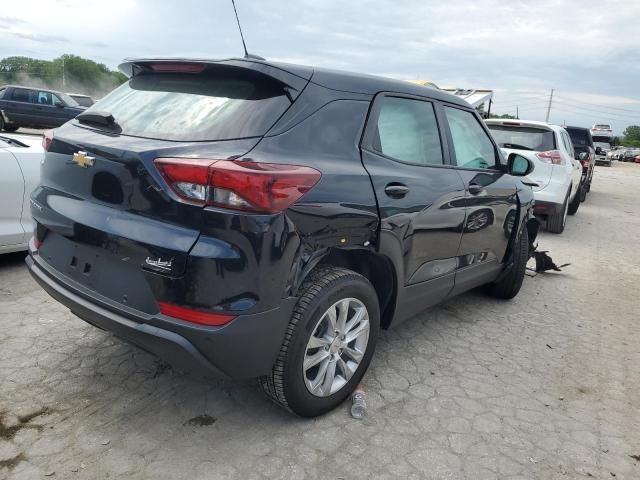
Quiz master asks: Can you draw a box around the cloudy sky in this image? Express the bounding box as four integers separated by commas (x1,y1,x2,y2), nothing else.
2,0,640,134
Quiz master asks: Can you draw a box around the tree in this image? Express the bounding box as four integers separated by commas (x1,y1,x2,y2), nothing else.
0,54,127,97
622,125,640,148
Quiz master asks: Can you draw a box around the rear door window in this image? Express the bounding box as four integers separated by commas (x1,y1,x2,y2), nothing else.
10,88,34,103
86,67,292,141
444,107,497,169
487,125,556,151
372,96,444,166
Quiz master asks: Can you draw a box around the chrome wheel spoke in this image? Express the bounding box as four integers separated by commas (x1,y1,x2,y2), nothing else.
343,306,366,335
344,321,370,344
344,346,364,363
304,349,330,371
321,359,337,395
337,356,354,382
306,335,331,350
336,299,350,334
325,305,338,332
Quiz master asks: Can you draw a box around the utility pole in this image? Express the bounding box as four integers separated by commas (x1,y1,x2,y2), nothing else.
61,56,65,89
545,89,554,122
516,106,519,119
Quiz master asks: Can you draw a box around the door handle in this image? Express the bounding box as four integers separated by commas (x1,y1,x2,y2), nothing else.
468,183,484,195
384,184,409,198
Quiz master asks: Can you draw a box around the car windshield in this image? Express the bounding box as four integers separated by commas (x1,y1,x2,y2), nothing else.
84,67,291,141
58,92,79,107
486,125,556,151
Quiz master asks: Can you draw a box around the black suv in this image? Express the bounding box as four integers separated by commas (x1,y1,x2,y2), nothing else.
27,58,537,416
565,126,595,201
0,85,85,131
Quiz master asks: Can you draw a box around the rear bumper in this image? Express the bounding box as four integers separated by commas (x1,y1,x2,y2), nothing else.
26,252,296,379
533,200,564,216
595,155,611,164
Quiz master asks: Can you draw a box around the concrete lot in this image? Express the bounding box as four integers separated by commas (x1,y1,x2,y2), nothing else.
1,163,639,480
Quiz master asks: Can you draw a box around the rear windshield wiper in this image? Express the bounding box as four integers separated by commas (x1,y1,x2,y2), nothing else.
77,111,122,132
0,135,29,148
501,143,534,151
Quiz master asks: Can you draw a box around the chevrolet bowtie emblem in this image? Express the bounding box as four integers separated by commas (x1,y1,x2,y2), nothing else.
72,151,95,168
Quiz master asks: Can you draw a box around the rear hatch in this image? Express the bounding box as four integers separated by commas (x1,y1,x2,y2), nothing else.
487,122,557,191
32,61,303,315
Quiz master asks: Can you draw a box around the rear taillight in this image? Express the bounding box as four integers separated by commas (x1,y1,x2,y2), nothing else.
42,129,54,151
154,158,321,214
582,159,590,168
158,302,235,326
535,150,564,165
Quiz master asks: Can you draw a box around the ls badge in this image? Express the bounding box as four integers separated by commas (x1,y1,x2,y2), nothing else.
72,151,95,168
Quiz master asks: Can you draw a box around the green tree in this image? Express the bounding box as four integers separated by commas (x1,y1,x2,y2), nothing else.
0,54,127,98
622,125,640,148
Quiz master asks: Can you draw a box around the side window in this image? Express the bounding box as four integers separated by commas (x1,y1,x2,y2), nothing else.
444,106,497,169
10,88,34,103
37,91,53,105
373,96,444,166
51,93,63,106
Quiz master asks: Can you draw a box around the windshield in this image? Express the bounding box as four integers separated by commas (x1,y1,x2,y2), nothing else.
594,142,610,150
59,92,79,107
84,67,291,141
487,125,556,151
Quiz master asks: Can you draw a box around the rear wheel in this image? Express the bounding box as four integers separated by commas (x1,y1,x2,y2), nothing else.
3,124,19,132
547,192,568,234
488,224,528,299
579,182,587,202
0,116,4,131
568,187,581,215
259,266,380,417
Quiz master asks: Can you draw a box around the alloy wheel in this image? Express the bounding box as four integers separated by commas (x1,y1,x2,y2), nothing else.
302,298,370,397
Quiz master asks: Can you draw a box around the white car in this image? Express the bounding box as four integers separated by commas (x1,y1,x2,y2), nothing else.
485,120,583,234
0,133,43,253
590,123,614,140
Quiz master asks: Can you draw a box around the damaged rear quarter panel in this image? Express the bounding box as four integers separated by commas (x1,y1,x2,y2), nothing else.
248,98,380,294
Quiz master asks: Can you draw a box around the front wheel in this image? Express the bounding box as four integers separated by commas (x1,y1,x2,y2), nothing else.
259,266,380,417
488,224,529,299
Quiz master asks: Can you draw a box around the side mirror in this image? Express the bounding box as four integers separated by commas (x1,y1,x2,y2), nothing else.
579,151,588,160
507,153,534,177
595,146,602,154
54,101,65,108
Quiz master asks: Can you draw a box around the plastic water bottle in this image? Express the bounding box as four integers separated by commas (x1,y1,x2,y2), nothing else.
350,384,367,419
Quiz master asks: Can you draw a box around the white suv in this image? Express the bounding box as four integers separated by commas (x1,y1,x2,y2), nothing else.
486,120,583,233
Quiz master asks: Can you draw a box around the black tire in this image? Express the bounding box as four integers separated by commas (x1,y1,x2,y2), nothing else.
579,183,587,202
547,192,568,234
488,224,528,299
0,116,4,132
568,187,581,215
259,266,380,417
3,124,19,132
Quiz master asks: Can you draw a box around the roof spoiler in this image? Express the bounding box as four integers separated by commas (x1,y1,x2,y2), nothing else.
118,58,312,100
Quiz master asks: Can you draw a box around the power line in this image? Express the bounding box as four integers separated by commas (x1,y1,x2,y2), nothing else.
553,99,640,121
548,103,638,124
554,95,640,114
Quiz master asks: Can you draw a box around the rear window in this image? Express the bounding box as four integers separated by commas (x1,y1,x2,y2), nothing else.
487,125,556,152
84,67,291,141
566,128,592,148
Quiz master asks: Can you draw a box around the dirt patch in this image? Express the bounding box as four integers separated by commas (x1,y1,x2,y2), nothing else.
185,414,216,426
0,407,52,440
0,452,26,470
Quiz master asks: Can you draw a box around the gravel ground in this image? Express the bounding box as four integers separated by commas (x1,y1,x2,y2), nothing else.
1,163,639,480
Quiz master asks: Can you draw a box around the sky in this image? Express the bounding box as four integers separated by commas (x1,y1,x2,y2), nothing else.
1,0,640,135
